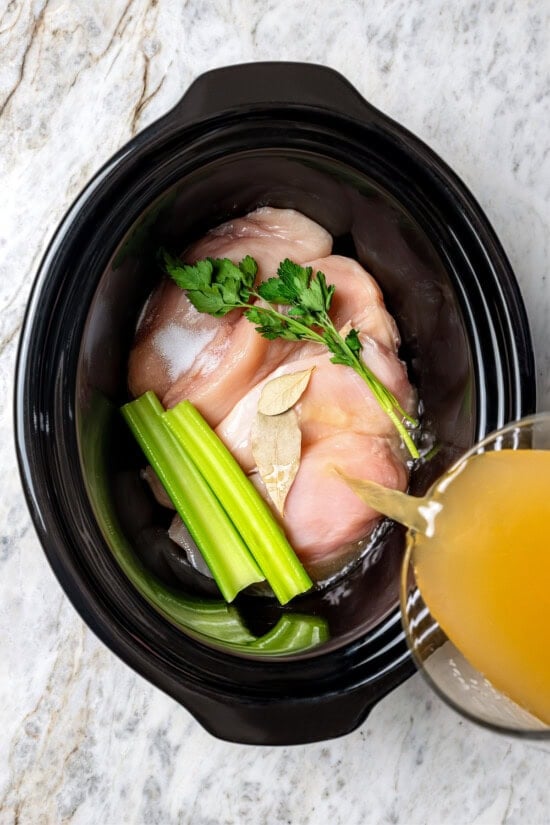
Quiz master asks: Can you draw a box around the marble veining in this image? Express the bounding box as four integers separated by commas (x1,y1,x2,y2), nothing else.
1,1,550,823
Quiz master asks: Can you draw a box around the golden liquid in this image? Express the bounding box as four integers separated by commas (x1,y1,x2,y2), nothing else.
413,449,550,724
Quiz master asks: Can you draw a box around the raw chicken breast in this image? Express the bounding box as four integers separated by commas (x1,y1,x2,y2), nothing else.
279,432,408,564
185,207,332,280
128,277,222,402
128,208,332,425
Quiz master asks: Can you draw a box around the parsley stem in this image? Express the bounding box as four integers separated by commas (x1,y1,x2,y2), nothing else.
245,293,328,346
351,358,419,459
321,313,381,398
319,311,419,459
244,299,420,459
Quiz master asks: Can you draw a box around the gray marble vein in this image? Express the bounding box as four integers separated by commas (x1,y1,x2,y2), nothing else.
1,1,550,823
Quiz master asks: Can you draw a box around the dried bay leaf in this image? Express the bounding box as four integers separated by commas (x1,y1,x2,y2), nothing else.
251,409,301,515
258,367,314,416
252,367,312,514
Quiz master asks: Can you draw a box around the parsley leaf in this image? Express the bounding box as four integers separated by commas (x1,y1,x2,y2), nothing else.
186,287,228,317
164,253,214,291
245,307,303,341
258,259,334,315
345,328,362,356
238,255,259,288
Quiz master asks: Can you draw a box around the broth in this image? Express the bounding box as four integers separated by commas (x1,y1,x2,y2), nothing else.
413,449,550,723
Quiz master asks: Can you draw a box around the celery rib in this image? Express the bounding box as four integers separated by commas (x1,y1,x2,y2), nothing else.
121,392,264,602
147,582,257,644
163,400,313,605
248,614,329,652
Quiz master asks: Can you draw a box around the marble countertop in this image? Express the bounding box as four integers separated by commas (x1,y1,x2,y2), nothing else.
2,1,550,823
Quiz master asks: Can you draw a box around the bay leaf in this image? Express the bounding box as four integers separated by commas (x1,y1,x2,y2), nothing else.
251,409,301,515
258,367,314,416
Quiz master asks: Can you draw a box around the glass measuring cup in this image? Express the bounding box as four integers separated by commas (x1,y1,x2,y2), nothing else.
340,413,550,735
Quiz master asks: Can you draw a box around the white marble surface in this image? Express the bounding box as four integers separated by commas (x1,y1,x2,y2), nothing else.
1,1,550,823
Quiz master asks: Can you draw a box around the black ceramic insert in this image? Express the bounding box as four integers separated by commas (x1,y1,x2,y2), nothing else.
15,63,535,745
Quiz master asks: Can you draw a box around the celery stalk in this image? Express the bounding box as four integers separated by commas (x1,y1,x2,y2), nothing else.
163,400,313,605
121,392,264,602
248,614,329,652
146,581,256,644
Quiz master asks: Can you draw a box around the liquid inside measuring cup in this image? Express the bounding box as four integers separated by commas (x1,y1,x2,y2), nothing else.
339,446,550,727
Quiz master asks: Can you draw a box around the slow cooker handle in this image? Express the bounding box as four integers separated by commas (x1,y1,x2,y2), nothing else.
166,62,381,124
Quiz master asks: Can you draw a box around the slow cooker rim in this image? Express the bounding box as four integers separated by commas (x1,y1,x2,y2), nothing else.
14,97,535,710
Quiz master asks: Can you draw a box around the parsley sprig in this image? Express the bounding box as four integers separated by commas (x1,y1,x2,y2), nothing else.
163,253,419,458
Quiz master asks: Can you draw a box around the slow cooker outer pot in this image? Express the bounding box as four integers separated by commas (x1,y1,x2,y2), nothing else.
15,63,535,745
